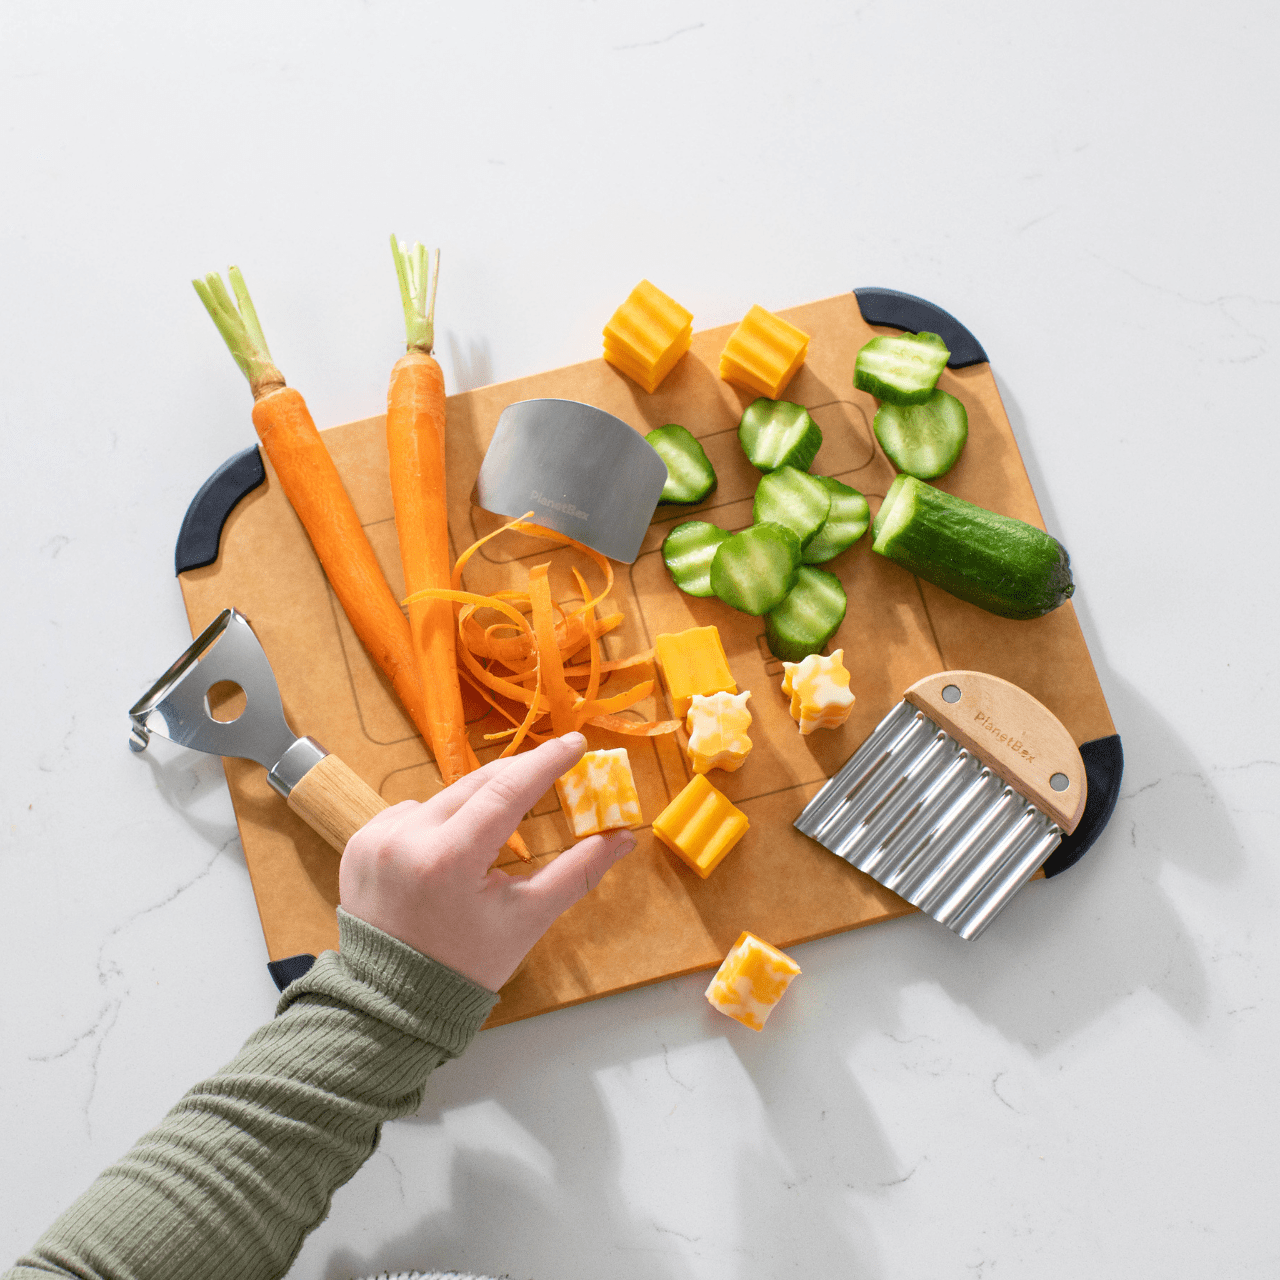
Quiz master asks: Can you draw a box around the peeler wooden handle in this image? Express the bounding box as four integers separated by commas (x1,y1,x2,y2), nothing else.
905,670,1087,833
284,753,389,853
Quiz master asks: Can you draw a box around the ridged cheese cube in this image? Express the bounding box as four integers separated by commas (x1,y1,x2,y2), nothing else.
603,280,693,393
655,626,737,718
718,304,810,399
705,931,801,1031
652,774,748,879
781,649,855,734
685,690,753,775
554,748,642,838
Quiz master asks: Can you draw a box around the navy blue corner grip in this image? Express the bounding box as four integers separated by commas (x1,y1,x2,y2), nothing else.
268,953,317,992
175,445,266,576
853,288,989,368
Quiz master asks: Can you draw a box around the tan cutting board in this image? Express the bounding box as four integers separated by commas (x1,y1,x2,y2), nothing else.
177,291,1115,1028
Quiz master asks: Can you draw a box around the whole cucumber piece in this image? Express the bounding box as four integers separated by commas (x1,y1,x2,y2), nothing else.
872,476,1074,620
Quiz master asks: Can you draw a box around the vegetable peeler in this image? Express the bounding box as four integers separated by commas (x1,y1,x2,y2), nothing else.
794,671,1087,941
474,398,669,563
129,608,387,852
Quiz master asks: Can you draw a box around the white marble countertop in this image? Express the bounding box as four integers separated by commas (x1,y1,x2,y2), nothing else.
3,3,1277,1276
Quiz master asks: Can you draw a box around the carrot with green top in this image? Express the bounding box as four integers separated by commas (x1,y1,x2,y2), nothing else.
386,236,472,787
192,267,430,743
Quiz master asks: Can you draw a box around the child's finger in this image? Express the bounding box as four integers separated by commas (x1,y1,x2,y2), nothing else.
445,733,587,858
517,827,637,923
415,754,517,826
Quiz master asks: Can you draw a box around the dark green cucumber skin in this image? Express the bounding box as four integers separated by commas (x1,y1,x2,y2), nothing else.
752,466,831,549
801,477,870,564
662,521,729,597
765,566,847,661
873,478,1074,620
709,522,801,616
737,398,823,472
646,424,718,504
873,389,968,480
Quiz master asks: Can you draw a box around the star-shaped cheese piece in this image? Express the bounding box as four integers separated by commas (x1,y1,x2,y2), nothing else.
780,649,855,734
685,690,753,775
705,931,802,1031
554,748,643,838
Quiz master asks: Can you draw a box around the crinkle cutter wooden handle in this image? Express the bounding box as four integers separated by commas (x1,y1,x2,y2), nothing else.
129,608,387,852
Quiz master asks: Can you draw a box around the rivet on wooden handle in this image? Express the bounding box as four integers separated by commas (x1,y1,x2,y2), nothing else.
904,670,1087,834
286,753,388,853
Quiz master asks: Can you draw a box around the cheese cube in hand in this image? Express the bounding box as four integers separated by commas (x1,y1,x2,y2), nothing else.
555,748,643,838
705,931,801,1030
781,649,855,734
685,690,753,774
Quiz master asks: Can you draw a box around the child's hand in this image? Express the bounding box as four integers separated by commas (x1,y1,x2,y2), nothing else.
339,732,636,991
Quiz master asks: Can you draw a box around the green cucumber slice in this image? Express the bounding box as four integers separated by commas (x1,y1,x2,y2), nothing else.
801,477,870,565
854,331,950,405
709,522,801,615
752,466,832,549
646,423,718,504
765,566,848,661
661,520,730,597
873,389,968,479
738,398,823,472
872,476,1074,619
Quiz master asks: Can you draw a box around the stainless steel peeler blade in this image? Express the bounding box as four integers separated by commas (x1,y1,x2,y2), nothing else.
130,608,387,851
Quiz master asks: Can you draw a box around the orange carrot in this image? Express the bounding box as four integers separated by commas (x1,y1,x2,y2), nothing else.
193,267,429,739
386,237,469,786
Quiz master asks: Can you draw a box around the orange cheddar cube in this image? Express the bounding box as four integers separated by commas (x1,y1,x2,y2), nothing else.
603,280,693,393
705,931,801,1031
654,625,737,718
554,748,643,838
718,304,810,399
781,649,855,734
652,774,748,879
685,690,753,775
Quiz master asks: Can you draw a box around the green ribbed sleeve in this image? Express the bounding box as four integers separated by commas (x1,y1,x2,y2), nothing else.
5,909,498,1280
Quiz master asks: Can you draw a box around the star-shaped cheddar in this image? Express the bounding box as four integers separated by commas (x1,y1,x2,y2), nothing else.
780,649,855,734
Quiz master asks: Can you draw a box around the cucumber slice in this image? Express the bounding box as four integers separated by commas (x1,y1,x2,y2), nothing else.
801,477,870,565
646,423,718,504
661,520,730,597
872,476,1074,619
765,566,848,662
709,522,801,616
873,389,968,479
752,466,832,549
854,331,950,405
738,398,823,472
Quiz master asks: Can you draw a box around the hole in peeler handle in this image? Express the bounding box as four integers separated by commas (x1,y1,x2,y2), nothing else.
205,679,247,724
1049,772,1070,791
941,684,962,703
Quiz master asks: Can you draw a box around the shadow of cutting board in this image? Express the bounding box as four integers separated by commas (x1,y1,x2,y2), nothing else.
175,289,1121,1027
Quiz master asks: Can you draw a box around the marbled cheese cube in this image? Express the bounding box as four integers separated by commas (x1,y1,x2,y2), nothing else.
781,649,855,734
705,931,801,1031
685,690,753,775
554,748,642,838
654,625,737,718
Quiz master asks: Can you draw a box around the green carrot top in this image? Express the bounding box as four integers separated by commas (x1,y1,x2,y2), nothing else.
390,234,440,354
193,267,284,400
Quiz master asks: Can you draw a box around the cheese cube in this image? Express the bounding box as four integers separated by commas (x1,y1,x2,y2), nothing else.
654,625,737,718
554,748,643,838
781,649,855,734
718,304,810,399
652,774,748,879
685,690,753,775
705,931,801,1031
603,280,693,393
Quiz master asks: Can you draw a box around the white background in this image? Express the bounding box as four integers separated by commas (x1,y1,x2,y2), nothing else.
3,2,1278,1276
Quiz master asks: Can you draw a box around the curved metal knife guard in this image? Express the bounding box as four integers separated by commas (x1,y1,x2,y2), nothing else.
129,608,387,852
